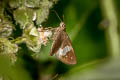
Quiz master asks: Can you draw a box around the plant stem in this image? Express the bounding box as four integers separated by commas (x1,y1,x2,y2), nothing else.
101,0,120,59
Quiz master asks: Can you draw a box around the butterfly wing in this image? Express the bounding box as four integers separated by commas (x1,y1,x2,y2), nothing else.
55,31,76,64
49,29,62,56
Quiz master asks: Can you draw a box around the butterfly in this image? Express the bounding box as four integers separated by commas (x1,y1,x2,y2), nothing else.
49,22,76,64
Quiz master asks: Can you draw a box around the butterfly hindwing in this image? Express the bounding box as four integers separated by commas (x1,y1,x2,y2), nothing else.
50,29,62,56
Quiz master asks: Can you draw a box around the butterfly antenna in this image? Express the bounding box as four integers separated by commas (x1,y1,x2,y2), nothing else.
63,15,65,22
52,10,62,22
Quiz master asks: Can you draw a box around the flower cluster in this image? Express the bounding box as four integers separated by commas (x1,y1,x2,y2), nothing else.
0,0,58,63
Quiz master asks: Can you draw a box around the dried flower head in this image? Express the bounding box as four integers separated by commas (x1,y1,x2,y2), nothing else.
0,38,18,63
23,23,41,52
23,23,53,52
0,16,13,37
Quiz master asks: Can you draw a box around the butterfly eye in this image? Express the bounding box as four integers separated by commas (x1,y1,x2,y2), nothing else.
62,24,66,28
60,22,66,28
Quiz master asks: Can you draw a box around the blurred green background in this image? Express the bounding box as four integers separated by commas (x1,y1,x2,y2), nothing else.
0,0,120,80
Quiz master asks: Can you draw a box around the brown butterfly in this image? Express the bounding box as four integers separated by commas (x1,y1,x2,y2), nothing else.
49,22,76,64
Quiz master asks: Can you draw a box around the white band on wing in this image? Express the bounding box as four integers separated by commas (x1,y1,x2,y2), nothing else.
57,46,71,57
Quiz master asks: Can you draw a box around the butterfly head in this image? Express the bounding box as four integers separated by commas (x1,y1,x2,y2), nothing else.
60,22,66,30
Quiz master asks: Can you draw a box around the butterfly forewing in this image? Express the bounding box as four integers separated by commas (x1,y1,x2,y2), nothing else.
55,31,76,64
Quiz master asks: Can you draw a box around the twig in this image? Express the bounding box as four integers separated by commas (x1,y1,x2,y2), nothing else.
100,0,120,59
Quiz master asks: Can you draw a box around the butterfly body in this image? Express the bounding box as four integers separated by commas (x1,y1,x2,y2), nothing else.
50,22,76,64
